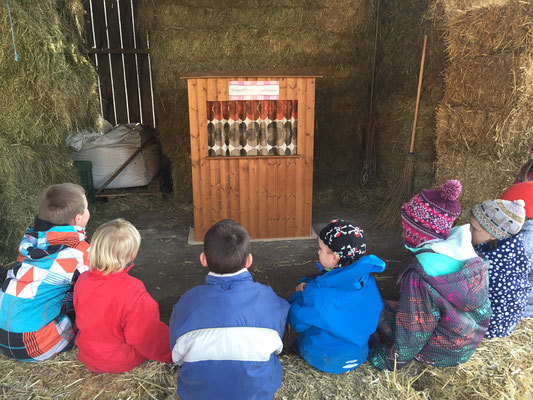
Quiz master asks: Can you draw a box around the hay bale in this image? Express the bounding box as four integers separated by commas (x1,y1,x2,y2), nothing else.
445,0,531,59
0,0,99,264
435,0,533,216
436,104,514,155
0,319,531,399
138,0,375,199
0,348,177,400
435,152,519,219
443,53,522,109
0,139,80,264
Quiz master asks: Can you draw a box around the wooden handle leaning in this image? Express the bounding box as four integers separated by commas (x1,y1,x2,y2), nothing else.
409,34,428,155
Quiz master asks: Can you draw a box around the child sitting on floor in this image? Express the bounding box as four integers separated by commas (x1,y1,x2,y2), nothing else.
169,219,289,400
0,183,90,361
288,219,386,374
501,181,533,318
470,198,531,337
369,180,492,371
73,218,172,373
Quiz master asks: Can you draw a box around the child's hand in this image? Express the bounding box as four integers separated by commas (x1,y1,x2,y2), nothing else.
295,282,306,292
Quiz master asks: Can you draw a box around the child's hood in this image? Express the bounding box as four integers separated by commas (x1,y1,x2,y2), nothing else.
408,224,478,262
522,219,533,232
19,218,87,260
310,254,385,290
408,253,489,312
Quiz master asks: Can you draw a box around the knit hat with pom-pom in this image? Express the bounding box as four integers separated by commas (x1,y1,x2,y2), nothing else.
401,180,463,247
471,199,526,240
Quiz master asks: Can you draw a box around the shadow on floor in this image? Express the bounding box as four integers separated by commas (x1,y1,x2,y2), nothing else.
114,203,409,322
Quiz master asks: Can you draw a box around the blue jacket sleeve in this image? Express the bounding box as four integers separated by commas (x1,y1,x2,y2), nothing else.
287,290,315,332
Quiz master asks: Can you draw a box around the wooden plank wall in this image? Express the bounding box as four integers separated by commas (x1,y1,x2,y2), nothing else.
84,0,155,127
188,77,316,241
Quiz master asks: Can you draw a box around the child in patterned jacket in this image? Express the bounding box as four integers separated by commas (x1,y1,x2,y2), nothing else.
0,183,90,361
500,181,533,318
369,180,492,371
470,198,531,337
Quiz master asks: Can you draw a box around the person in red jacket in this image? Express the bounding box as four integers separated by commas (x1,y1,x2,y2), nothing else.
73,218,172,373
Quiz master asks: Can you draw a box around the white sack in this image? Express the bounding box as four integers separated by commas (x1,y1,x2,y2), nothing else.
70,124,161,190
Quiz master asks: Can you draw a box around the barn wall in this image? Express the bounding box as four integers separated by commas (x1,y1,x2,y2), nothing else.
138,0,376,202
373,0,446,195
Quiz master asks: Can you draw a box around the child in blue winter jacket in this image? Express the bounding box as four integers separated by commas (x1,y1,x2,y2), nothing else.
169,219,289,400
288,219,386,374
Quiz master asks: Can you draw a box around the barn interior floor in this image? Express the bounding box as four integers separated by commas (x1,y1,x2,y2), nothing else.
106,201,408,323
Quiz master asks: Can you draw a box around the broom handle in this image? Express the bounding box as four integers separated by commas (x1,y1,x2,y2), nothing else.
409,35,428,154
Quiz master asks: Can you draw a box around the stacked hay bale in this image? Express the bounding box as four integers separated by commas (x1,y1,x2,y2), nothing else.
435,0,533,215
373,0,447,195
0,0,98,264
138,0,375,201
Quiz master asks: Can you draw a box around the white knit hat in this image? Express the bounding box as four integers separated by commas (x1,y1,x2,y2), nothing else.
471,199,526,240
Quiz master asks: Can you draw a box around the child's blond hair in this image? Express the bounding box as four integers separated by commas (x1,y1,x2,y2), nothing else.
90,218,141,275
38,183,86,225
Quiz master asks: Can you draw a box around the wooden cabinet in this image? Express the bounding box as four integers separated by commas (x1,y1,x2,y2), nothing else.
182,71,320,241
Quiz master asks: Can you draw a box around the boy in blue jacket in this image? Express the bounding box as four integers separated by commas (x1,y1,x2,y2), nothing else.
169,219,289,400
288,219,386,374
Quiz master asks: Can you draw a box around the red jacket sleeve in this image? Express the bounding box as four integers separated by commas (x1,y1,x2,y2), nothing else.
123,286,172,363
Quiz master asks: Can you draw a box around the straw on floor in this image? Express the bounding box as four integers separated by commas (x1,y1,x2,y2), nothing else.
0,318,531,399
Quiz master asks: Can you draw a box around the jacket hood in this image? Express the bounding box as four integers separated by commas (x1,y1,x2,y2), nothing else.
19,221,86,261
408,224,478,262
312,255,385,290
407,254,489,312
522,219,533,232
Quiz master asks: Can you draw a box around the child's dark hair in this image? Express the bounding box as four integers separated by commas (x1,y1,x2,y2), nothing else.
204,219,250,274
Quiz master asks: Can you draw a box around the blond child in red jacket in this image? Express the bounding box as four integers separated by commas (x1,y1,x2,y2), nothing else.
73,218,171,373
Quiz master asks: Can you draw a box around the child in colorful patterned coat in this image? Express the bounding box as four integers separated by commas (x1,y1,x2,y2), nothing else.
470,198,531,337
74,218,172,373
0,183,90,361
369,180,492,371
500,182,533,318
288,219,386,374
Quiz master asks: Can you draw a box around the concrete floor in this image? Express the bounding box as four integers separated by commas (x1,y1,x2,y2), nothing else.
115,204,409,322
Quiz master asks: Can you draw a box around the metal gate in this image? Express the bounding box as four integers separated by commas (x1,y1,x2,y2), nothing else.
84,0,156,127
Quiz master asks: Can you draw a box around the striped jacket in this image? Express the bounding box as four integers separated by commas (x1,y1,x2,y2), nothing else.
169,269,289,400
0,218,89,360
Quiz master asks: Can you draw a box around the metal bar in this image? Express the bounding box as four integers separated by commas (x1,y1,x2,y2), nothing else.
89,0,104,117
116,0,130,123
130,0,144,124
146,33,156,128
96,137,156,193
87,48,149,54
103,0,117,125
